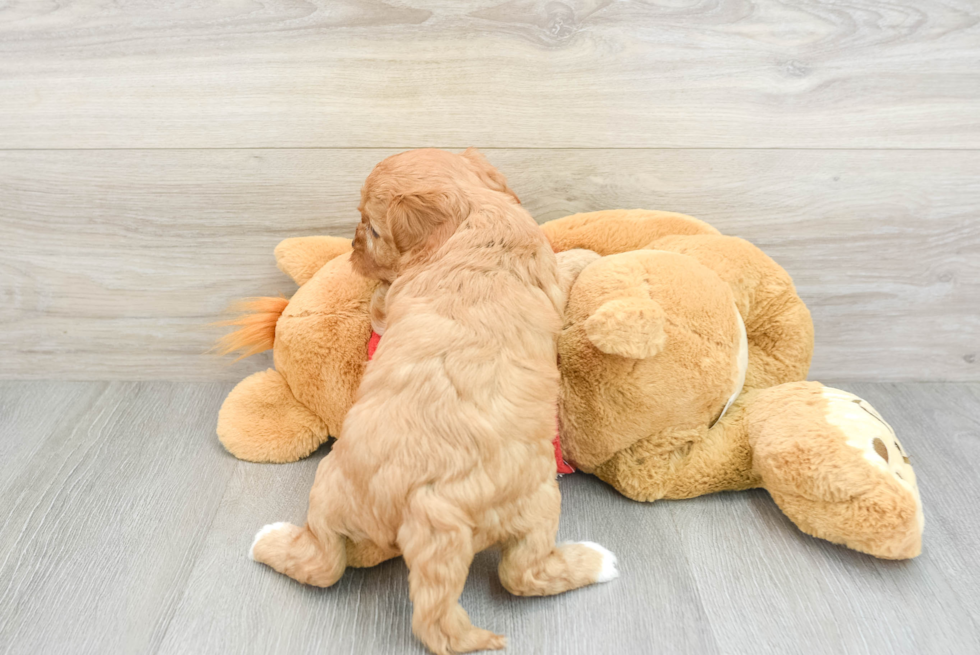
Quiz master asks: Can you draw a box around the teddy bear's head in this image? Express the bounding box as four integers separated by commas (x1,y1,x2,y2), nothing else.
217,242,379,463
556,248,747,473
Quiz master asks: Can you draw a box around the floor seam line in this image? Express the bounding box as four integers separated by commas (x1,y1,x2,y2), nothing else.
150,454,241,655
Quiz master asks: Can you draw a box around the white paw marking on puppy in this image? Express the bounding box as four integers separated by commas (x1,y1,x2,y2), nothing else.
578,541,620,583
250,522,288,561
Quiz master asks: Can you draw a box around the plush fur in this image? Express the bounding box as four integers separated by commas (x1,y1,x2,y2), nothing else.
547,212,922,558
217,243,377,462
747,383,923,559
217,208,924,560
541,208,719,254
249,150,615,655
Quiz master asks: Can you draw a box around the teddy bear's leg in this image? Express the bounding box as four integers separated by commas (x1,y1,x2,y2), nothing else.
747,382,924,559
217,369,330,463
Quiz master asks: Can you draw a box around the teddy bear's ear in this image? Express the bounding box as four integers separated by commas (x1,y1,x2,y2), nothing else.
585,297,667,359
275,236,354,286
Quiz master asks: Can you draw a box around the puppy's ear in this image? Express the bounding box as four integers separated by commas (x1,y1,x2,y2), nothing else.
461,147,520,204
386,186,470,253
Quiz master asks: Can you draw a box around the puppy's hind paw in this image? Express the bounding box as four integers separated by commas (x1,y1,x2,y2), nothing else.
249,522,289,561
578,541,619,583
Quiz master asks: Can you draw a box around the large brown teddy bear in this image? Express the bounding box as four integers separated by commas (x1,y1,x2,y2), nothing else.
216,210,924,560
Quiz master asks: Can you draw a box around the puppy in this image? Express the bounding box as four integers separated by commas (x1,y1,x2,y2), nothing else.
250,148,617,655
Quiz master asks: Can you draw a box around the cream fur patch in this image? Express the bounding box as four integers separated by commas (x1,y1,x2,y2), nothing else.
821,388,924,533
711,304,748,428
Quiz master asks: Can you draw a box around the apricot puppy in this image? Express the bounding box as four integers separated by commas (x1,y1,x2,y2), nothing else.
250,148,617,654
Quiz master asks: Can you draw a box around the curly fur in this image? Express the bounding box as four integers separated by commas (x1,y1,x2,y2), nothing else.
250,149,616,654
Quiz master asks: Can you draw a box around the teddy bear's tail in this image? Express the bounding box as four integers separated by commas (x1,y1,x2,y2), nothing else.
213,296,289,360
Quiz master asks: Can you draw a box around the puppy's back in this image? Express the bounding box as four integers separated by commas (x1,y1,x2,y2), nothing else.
348,192,562,480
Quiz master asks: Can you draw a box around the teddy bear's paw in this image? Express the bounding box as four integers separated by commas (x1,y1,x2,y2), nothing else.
575,541,620,582
218,369,331,463
821,387,924,535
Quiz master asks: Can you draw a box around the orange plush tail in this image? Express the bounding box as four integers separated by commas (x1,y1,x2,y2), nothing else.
213,296,289,360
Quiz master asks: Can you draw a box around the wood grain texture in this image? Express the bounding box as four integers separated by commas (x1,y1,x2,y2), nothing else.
0,381,106,498
157,450,718,655
1,148,977,381
0,381,238,655
0,0,978,149
671,384,980,654
844,382,980,626
0,381,978,654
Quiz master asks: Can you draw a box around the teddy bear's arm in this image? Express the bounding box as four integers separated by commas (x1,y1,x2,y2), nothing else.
541,209,719,256
593,426,740,502
274,236,354,286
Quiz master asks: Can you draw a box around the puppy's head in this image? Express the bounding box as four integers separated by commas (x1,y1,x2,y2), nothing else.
351,148,517,282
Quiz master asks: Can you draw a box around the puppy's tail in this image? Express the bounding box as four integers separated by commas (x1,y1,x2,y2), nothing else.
250,522,347,587
212,296,289,360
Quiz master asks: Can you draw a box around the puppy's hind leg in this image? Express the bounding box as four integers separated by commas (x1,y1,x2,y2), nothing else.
250,522,346,587
399,501,505,655
498,481,618,597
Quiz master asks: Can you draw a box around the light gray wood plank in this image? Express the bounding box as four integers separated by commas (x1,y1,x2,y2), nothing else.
0,381,238,655
0,1,978,149
671,492,980,655
0,381,106,496
0,382,977,654
842,382,980,626
1,148,977,381
670,381,980,655
157,453,718,655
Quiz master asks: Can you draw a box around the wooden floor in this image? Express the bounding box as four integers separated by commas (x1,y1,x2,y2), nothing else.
0,380,977,655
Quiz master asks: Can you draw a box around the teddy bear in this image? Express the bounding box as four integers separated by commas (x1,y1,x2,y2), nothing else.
215,234,380,463
544,211,923,560
216,209,924,560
